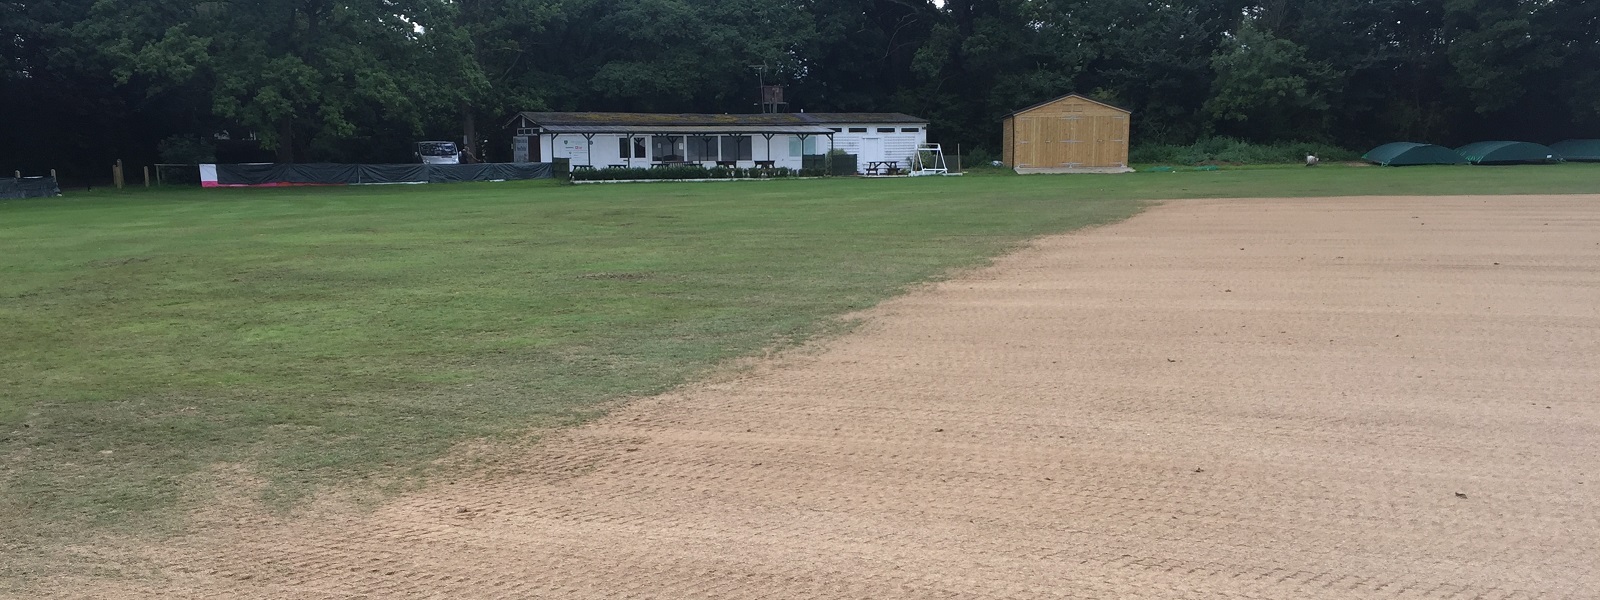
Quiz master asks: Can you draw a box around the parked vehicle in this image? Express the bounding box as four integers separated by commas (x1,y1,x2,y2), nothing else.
416,141,460,164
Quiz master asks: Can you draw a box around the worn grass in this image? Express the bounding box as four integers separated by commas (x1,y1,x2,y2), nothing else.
2,164,1596,554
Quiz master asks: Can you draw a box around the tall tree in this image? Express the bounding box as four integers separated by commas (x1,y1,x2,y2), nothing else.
87,0,442,162
9,0,1600,174
1,0,173,180
1205,19,1336,141
1073,0,1237,143
1541,0,1600,136
420,0,560,162
1444,0,1559,115
512,0,815,114
790,0,937,112
1285,0,1454,146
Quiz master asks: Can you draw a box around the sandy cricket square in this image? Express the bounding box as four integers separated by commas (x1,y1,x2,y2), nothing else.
53,195,1600,599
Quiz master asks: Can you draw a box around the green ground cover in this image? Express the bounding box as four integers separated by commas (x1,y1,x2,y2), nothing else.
2,164,1596,552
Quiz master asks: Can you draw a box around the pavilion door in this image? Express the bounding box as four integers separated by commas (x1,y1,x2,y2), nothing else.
862,137,884,164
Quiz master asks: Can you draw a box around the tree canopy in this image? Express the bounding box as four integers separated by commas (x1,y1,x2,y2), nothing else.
3,0,1596,178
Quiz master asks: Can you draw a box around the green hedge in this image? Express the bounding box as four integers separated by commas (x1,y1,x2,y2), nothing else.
570,165,823,181
1130,138,1359,165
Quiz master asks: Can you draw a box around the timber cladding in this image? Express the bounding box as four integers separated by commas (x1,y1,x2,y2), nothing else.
1003,94,1131,174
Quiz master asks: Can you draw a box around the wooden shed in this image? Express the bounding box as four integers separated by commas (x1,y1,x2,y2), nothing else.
1002,94,1132,174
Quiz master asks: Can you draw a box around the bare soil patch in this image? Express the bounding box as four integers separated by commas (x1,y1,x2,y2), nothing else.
42,195,1600,598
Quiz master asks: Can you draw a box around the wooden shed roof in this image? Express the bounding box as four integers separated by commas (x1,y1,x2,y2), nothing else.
1004,94,1131,117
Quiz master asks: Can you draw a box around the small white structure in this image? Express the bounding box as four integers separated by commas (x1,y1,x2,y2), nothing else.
908,143,951,176
506,112,928,174
814,114,929,173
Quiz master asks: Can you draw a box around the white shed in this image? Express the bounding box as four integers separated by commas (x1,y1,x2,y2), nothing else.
801,113,928,172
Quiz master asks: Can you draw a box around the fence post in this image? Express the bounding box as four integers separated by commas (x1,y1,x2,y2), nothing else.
13,170,19,179
143,166,151,188
955,144,961,174
114,160,125,189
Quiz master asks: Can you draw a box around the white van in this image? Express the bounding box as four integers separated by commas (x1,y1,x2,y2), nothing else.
416,141,461,164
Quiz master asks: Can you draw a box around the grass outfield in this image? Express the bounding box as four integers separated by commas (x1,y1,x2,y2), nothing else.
2,164,1596,547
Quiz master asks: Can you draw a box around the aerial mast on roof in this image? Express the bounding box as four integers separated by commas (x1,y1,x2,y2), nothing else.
748,63,787,114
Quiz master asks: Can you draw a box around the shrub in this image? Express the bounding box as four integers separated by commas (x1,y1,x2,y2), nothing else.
570,165,800,182
1130,138,1359,165
157,135,216,164
961,147,998,167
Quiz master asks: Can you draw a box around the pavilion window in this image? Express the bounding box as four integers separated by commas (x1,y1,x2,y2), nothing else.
720,136,753,161
687,136,719,161
788,136,818,157
619,136,644,158
651,136,685,161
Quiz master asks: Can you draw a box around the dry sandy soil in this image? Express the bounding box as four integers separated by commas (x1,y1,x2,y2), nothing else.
42,195,1600,598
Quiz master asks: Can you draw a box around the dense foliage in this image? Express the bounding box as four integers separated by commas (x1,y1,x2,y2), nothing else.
4,0,1596,180
1128,138,1360,165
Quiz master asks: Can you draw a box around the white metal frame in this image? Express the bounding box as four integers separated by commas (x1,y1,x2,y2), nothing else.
909,143,950,176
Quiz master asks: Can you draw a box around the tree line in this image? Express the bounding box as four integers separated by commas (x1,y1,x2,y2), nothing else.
4,0,1596,180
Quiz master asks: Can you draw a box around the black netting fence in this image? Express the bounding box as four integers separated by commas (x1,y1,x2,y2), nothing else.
210,162,553,186
1,176,61,199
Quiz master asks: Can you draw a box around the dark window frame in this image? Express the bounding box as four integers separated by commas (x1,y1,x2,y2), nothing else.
651,135,685,162
687,135,719,161
720,135,753,161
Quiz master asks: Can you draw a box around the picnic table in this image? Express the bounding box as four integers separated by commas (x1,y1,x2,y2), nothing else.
572,164,596,171
865,161,901,175
754,160,776,169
